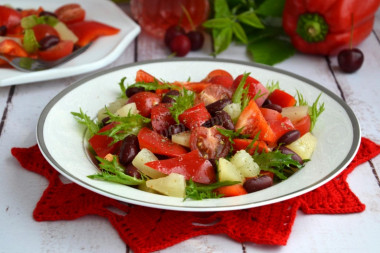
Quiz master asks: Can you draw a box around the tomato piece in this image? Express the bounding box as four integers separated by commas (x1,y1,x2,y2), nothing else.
235,100,276,144
266,117,295,143
196,84,233,106
135,69,158,83
54,4,85,24
259,108,282,122
38,40,74,61
145,150,216,184
0,39,28,57
268,89,296,108
232,75,269,107
183,82,211,93
209,75,234,89
20,7,44,18
89,123,122,158
215,184,247,197
178,103,211,130
68,21,120,46
232,138,270,154
151,103,176,135
0,6,21,29
137,127,188,157
293,114,311,136
127,91,160,117
202,69,233,82
32,24,59,42
190,126,231,159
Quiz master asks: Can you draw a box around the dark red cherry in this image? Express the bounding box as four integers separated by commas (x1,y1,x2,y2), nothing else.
337,48,364,73
186,30,204,51
169,35,191,57
164,25,185,48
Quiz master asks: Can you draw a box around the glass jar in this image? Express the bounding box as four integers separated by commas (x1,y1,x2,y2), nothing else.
130,0,210,38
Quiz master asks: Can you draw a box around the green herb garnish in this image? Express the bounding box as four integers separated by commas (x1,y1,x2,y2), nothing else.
185,179,240,200
217,127,249,144
71,108,100,137
169,88,195,123
232,72,250,111
296,91,325,131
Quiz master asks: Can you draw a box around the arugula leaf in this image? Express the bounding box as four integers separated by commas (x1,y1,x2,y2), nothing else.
247,37,295,66
128,80,173,92
71,108,100,137
88,156,144,185
169,88,195,123
252,149,304,180
296,90,308,106
266,80,280,93
185,179,240,200
296,91,325,131
98,108,151,143
232,72,250,110
118,77,127,98
217,127,249,144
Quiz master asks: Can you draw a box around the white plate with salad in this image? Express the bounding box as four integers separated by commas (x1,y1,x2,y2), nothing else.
37,58,361,212
0,0,140,86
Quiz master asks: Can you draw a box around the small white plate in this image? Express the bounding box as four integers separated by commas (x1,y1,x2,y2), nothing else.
37,58,361,212
0,0,140,86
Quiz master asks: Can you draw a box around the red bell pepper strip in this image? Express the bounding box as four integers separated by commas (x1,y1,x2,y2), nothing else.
137,127,188,157
232,138,270,154
282,0,380,55
68,21,120,46
268,89,296,108
215,184,247,197
0,39,28,57
89,122,122,158
145,150,216,184
178,103,211,130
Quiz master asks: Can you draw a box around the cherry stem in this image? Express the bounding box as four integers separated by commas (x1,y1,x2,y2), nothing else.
181,4,195,31
350,13,354,49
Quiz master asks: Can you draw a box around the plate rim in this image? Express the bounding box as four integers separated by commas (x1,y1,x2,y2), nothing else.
36,58,361,211
0,0,140,86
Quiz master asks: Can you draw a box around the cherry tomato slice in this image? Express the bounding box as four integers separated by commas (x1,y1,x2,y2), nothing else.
268,89,296,108
127,91,161,117
54,4,85,24
232,75,269,107
38,40,74,61
32,24,59,42
209,75,234,89
145,150,216,184
196,84,233,106
293,114,311,136
0,6,22,29
151,103,176,135
190,126,231,160
202,69,233,82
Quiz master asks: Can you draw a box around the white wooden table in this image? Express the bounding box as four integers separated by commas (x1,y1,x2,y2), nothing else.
1,3,380,253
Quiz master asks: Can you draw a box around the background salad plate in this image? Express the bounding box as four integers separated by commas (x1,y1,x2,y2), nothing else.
37,58,361,212
0,0,140,86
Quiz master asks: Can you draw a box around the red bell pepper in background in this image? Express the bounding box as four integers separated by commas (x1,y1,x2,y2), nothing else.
137,127,188,157
145,150,216,184
282,0,380,55
68,21,120,46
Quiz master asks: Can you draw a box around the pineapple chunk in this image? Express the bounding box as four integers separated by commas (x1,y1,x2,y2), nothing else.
223,103,241,123
230,150,260,178
171,131,191,147
54,22,78,43
218,158,243,183
286,132,317,160
97,98,128,121
115,103,139,117
281,106,309,122
146,173,186,198
132,148,165,179
138,181,158,193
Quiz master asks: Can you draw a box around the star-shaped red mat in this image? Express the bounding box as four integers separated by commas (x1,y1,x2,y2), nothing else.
11,137,380,253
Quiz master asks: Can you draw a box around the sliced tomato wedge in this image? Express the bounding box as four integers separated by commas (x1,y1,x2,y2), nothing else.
145,150,216,184
232,75,269,107
127,91,161,117
232,138,270,154
89,122,122,158
0,39,28,57
190,126,231,159
178,103,211,130
183,82,211,93
137,127,188,157
235,99,276,144
215,184,247,197
266,117,295,143
151,103,176,135
135,69,159,83
0,6,22,29
68,21,120,46
32,24,59,42
268,89,296,107
38,40,74,61
208,75,234,89
54,4,85,24
260,108,282,122
202,69,233,82
196,84,233,106
293,114,311,136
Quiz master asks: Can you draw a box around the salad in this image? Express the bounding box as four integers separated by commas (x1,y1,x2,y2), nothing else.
0,3,119,66
72,69,325,200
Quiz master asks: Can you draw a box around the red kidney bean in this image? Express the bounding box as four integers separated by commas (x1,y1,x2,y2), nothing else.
124,163,141,179
161,90,180,104
39,35,59,51
262,103,282,113
118,135,140,166
277,130,301,145
101,116,111,126
126,86,145,98
202,110,234,130
278,146,304,165
164,123,188,137
39,11,57,18
243,175,273,193
205,98,232,116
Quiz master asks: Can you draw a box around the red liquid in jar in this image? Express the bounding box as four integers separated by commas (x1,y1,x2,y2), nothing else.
130,0,210,38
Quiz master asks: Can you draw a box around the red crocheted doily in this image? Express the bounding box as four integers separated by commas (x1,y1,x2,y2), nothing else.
11,137,380,253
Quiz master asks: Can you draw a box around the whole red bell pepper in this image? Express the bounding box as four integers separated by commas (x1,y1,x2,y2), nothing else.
282,0,380,55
